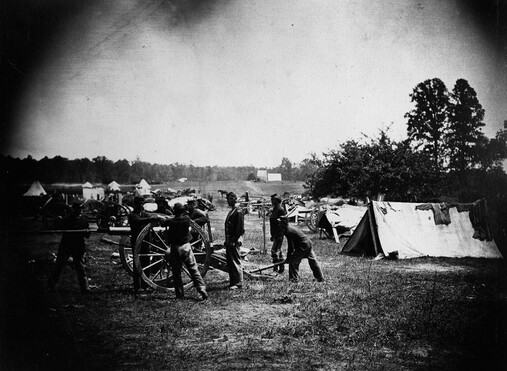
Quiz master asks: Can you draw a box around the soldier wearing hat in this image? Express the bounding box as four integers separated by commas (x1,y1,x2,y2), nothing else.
163,203,208,300
269,193,286,273
278,217,324,283
224,192,244,289
128,195,161,292
48,202,92,293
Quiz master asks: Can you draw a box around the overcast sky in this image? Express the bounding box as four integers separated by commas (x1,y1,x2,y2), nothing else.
5,0,507,167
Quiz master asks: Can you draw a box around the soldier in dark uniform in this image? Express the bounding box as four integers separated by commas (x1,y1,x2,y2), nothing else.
187,199,209,227
48,202,91,293
269,194,286,273
128,196,160,292
224,192,244,290
279,217,324,283
187,199,210,251
164,203,208,300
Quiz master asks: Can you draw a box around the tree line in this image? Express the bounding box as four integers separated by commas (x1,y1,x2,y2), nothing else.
0,154,314,185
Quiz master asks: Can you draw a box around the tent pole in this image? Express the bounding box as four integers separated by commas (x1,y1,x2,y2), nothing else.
367,204,380,256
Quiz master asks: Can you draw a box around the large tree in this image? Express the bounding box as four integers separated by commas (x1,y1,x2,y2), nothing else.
405,78,449,168
312,131,440,201
445,78,486,174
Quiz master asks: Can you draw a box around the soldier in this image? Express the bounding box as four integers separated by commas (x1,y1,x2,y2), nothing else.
279,217,324,283
269,194,286,273
187,198,210,251
128,196,160,292
187,199,209,227
224,192,244,290
164,203,208,300
48,202,91,293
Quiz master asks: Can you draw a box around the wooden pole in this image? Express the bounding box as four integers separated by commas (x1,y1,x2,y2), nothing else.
248,261,285,274
262,202,266,254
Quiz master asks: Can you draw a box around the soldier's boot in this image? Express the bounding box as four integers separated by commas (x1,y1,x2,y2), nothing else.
278,259,285,274
272,260,278,272
175,286,184,299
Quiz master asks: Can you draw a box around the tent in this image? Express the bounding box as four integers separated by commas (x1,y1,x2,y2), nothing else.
341,201,503,259
317,205,367,242
82,181,104,200
135,179,151,196
23,180,47,196
108,181,121,192
286,204,313,220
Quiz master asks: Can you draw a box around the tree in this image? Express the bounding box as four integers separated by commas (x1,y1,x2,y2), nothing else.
445,79,486,175
475,130,507,171
405,78,449,168
312,131,440,201
279,157,293,181
247,172,257,181
300,153,322,196
93,156,114,183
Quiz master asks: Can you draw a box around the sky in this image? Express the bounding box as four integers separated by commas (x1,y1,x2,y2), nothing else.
3,0,507,167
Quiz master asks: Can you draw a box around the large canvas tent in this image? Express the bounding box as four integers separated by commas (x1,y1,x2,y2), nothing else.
23,180,47,196
341,201,503,259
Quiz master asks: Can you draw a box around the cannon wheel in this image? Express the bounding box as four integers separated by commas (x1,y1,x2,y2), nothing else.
307,207,320,233
118,235,134,276
97,203,131,228
42,203,73,229
133,220,212,293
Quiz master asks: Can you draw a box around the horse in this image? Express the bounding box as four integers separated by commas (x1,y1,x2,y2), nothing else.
218,190,228,198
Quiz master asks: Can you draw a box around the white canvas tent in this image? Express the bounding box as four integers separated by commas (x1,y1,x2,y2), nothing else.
135,179,151,196
108,181,121,192
341,201,503,259
82,182,105,200
317,205,367,243
23,180,46,196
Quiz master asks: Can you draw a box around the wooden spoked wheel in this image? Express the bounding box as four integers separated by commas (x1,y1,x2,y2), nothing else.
133,220,212,292
42,203,73,229
118,235,133,276
97,203,131,228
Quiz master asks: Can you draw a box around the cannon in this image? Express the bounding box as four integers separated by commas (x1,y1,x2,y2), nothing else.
46,219,279,294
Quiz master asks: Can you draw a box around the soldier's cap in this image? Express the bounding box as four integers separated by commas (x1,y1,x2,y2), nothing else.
226,192,238,200
173,203,186,215
271,193,282,202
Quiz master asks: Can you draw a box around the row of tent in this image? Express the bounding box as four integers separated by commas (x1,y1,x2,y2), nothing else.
23,179,152,197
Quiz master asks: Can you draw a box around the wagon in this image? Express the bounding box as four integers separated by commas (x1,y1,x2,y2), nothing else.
82,199,132,228
35,196,73,229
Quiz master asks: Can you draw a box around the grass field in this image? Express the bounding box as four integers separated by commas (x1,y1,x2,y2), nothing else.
1,182,506,370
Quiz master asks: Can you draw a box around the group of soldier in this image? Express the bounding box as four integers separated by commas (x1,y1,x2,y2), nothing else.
48,192,324,300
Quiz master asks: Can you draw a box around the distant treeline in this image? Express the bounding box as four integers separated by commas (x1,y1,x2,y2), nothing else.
0,155,313,184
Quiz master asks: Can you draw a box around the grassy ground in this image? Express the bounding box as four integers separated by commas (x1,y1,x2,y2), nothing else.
1,184,506,370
